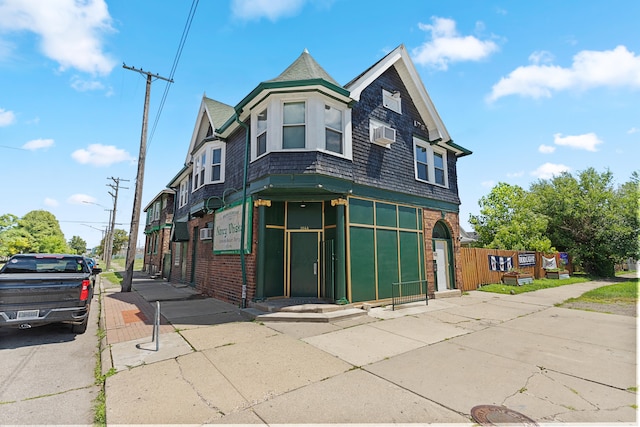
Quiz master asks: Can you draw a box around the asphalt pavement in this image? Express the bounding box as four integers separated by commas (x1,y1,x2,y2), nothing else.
99,271,638,425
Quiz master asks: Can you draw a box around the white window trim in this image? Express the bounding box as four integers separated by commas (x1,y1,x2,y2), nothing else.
250,94,352,162
192,142,226,191
382,89,402,114
178,179,189,208
413,137,449,188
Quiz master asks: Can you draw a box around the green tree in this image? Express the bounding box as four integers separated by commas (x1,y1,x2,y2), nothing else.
20,210,70,253
68,235,87,255
0,213,30,256
530,168,636,276
97,228,128,257
469,182,553,251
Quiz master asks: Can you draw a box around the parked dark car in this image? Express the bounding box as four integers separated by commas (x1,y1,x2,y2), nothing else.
0,254,102,333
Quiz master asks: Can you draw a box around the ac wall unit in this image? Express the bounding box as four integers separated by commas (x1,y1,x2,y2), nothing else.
373,125,396,146
199,228,213,240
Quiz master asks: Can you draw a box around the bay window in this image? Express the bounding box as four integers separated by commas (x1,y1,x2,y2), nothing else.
325,104,343,154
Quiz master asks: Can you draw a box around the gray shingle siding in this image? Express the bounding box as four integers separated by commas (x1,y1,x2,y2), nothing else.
350,66,460,205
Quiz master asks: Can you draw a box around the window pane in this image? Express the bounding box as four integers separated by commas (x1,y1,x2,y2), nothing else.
211,165,220,182
283,102,304,124
325,105,341,130
212,148,221,164
283,126,305,148
257,133,267,156
257,109,267,133
434,152,444,169
417,163,428,181
415,145,427,163
435,168,445,185
326,128,342,153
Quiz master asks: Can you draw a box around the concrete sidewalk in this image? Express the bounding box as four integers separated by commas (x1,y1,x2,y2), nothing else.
100,272,638,425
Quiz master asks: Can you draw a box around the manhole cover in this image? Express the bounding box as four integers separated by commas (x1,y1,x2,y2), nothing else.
471,405,538,426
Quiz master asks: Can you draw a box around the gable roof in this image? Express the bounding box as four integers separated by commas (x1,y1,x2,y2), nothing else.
346,44,471,157
184,95,235,165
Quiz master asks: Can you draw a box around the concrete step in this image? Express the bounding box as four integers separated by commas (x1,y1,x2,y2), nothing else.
249,307,368,323
434,289,462,298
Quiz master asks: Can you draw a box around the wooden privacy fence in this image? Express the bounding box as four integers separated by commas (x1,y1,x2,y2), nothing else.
458,247,571,291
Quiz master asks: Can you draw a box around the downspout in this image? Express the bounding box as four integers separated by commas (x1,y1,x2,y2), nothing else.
235,113,250,309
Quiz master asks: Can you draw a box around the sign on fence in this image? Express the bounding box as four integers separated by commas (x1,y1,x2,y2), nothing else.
518,252,536,267
488,255,512,272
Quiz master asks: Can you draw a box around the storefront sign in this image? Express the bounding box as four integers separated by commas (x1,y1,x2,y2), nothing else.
518,252,536,267
213,197,253,254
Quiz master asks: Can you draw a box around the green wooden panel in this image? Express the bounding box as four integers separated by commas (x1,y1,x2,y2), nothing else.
349,226,376,302
349,198,374,225
376,229,398,299
398,205,417,230
324,202,336,226
290,232,319,297
265,201,285,226
400,231,420,282
418,208,423,230
287,202,322,229
375,202,397,228
264,228,284,297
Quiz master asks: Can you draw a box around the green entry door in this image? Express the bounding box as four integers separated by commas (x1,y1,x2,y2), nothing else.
289,232,319,297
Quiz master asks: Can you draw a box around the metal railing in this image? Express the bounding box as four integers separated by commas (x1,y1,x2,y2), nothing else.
391,280,428,311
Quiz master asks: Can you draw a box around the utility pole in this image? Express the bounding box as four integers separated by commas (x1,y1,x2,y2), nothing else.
106,176,128,271
121,64,172,292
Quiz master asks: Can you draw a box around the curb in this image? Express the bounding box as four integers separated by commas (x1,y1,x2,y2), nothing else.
97,276,113,376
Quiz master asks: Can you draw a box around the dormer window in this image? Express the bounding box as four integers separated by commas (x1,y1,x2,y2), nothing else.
283,101,305,149
382,89,402,114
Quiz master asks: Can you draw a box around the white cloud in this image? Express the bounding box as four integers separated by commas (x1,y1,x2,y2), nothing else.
528,50,554,65
553,132,603,152
530,162,570,179
70,76,105,92
627,127,639,134
22,138,54,151
67,194,96,205
44,197,59,207
0,108,16,126
481,180,495,188
506,171,524,178
488,45,640,102
71,143,134,166
231,0,306,21
0,0,116,75
538,144,556,154
412,17,499,70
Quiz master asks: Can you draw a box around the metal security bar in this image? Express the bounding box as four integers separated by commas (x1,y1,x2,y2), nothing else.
391,280,428,311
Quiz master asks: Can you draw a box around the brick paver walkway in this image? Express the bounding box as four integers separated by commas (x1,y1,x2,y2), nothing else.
102,287,174,344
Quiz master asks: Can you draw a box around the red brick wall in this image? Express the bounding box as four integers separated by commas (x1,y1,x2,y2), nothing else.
422,209,462,296
169,207,258,306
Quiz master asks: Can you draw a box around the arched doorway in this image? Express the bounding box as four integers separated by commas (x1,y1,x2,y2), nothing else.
432,221,454,291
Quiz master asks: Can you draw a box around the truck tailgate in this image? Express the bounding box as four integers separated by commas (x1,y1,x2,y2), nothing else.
0,273,85,306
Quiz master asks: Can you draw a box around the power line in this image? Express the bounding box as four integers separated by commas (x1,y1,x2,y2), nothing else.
147,0,200,149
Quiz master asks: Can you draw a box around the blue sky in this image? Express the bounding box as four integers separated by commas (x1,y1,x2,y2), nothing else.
1,0,638,249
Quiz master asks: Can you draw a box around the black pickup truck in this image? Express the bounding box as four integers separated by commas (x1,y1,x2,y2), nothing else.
0,254,101,334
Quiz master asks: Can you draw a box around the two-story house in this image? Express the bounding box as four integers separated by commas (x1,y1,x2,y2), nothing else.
142,189,175,279
164,44,471,307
